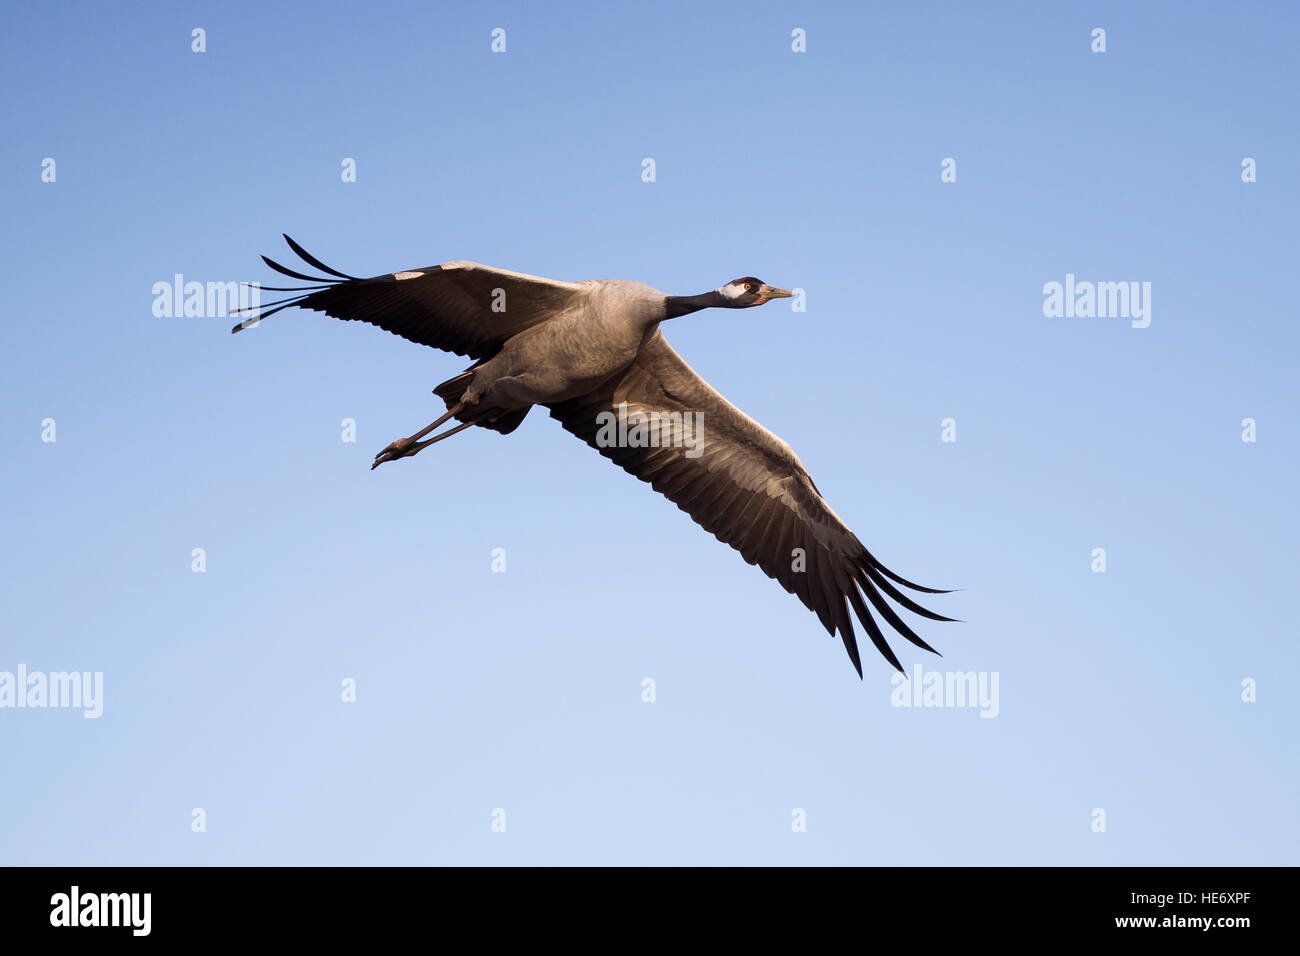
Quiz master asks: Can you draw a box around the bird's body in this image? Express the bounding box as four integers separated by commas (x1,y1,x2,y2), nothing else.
464,279,665,410
234,237,956,676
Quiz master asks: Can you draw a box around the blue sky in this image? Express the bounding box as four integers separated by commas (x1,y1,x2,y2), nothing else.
1,0,1296,865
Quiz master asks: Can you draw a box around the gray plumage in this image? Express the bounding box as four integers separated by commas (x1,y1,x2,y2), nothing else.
233,236,955,676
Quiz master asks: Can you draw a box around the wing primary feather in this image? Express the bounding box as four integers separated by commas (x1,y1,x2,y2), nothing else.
230,291,314,314
283,234,362,280
229,293,315,332
261,255,334,284
846,582,903,673
861,549,954,594
255,283,335,292
862,564,960,622
857,571,941,654
827,561,865,678
835,605,864,679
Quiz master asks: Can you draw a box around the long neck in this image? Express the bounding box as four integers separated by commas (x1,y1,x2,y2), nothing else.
663,290,726,319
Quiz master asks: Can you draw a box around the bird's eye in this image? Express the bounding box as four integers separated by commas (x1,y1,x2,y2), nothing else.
744,282,754,292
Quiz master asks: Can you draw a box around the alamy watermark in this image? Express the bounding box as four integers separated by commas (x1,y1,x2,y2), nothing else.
50,886,150,936
0,665,103,718
152,274,260,319
890,664,998,718
595,402,704,459
1042,273,1151,328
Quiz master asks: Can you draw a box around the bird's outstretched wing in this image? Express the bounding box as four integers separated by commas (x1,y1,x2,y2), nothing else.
546,331,954,675
231,235,586,360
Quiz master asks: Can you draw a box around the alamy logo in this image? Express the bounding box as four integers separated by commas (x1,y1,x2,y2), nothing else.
152,274,260,318
890,665,999,718
0,665,103,718
1042,273,1151,328
50,886,151,936
594,402,704,459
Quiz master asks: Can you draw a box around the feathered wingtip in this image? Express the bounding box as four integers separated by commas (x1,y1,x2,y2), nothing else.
229,235,361,332
839,551,961,679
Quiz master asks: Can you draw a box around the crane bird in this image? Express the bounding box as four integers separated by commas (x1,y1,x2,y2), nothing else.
232,236,955,676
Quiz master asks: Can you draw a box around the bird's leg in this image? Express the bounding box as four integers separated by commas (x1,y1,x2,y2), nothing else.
381,419,477,465
372,403,467,469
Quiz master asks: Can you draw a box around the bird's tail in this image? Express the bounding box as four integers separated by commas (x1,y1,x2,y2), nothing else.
433,366,479,406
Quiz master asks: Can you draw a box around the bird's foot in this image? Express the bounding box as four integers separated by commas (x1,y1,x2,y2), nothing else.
371,437,414,470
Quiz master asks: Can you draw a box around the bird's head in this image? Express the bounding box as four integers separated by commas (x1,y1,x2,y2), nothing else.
719,277,794,308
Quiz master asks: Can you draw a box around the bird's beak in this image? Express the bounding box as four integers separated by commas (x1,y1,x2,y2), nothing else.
757,285,794,300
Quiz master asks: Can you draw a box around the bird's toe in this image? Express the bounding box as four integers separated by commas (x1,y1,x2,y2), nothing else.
373,437,412,461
